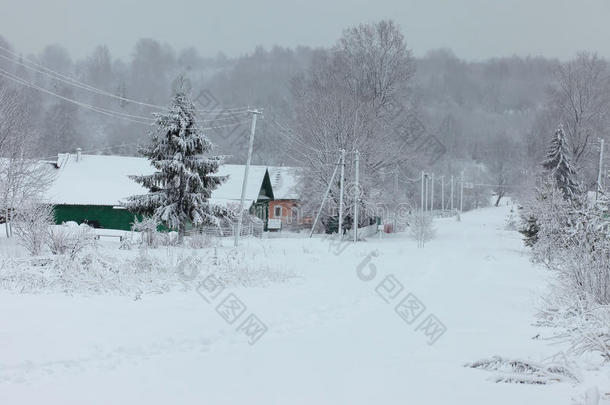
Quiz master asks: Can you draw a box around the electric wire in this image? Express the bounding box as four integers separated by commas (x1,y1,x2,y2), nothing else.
0,44,252,114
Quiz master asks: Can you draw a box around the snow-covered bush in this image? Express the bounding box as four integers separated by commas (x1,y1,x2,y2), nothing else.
210,248,297,287
562,205,610,305
527,187,610,306
0,241,297,295
161,231,180,247
465,356,578,384
119,237,134,250
12,203,54,255
409,213,435,247
566,305,610,361
0,249,172,295
537,283,610,363
187,232,219,249
521,128,610,359
504,206,518,231
131,217,182,248
527,182,610,360
132,216,162,247
47,222,96,259
528,182,574,268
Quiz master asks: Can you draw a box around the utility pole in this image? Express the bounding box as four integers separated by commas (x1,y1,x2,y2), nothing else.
450,175,454,211
338,149,346,237
430,173,434,212
353,150,359,242
421,171,425,214
424,173,429,212
309,154,342,238
460,170,464,213
441,176,445,211
234,109,262,247
394,164,398,195
597,138,605,201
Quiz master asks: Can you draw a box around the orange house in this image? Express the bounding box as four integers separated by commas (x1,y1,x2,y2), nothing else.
268,167,309,229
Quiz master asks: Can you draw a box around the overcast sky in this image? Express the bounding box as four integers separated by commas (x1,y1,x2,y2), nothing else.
2,0,610,61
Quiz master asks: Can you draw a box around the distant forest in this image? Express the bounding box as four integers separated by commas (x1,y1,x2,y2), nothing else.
1,32,607,196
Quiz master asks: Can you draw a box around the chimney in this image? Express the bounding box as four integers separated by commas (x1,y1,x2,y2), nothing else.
76,148,82,162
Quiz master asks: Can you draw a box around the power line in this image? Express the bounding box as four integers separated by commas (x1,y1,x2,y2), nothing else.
197,113,251,123
0,67,254,129
266,115,344,157
0,47,250,114
37,118,252,160
0,67,153,125
0,44,251,114
202,120,251,131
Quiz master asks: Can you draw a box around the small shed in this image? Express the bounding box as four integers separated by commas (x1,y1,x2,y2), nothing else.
45,153,274,231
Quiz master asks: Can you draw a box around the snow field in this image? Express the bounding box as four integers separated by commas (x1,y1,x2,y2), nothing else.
0,204,608,404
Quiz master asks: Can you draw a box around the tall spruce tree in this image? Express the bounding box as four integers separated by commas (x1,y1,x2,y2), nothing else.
541,125,580,200
520,125,580,247
126,81,229,238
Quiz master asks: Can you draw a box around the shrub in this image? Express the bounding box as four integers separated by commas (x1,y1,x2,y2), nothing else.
47,222,96,259
409,213,435,247
131,217,182,247
518,213,539,246
187,232,219,249
12,203,55,255
132,216,163,247
504,206,518,231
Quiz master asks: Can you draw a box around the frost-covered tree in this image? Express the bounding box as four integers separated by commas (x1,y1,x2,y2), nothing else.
527,181,574,266
291,20,419,230
126,80,230,240
541,125,580,201
520,126,580,247
13,203,54,255
410,213,435,247
0,80,52,238
548,52,610,167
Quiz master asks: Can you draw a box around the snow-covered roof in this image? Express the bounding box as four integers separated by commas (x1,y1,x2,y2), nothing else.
213,164,270,204
44,154,270,208
268,166,301,200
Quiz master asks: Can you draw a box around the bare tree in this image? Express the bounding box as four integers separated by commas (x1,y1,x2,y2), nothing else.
483,132,524,206
13,203,54,255
0,81,54,237
290,20,419,229
547,52,610,176
336,20,415,110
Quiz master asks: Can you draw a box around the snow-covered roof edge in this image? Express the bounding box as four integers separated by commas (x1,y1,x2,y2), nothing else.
44,154,273,208
267,166,302,200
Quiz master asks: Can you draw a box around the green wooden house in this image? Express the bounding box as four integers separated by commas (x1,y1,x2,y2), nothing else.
45,153,274,231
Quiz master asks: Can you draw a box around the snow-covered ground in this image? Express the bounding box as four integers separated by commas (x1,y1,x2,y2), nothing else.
1,204,609,404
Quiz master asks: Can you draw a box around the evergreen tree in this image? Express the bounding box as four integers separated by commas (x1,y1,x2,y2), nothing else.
520,125,580,248
519,213,539,247
541,125,580,200
126,81,229,238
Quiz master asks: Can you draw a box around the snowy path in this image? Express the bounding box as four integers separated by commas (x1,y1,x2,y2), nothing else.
0,205,585,404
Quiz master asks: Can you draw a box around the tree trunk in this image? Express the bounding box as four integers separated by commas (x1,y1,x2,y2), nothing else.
178,222,185,244
5,207,9,238
495,192,504,207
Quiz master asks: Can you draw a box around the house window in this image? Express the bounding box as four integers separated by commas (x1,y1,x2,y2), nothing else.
274,206,282,218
